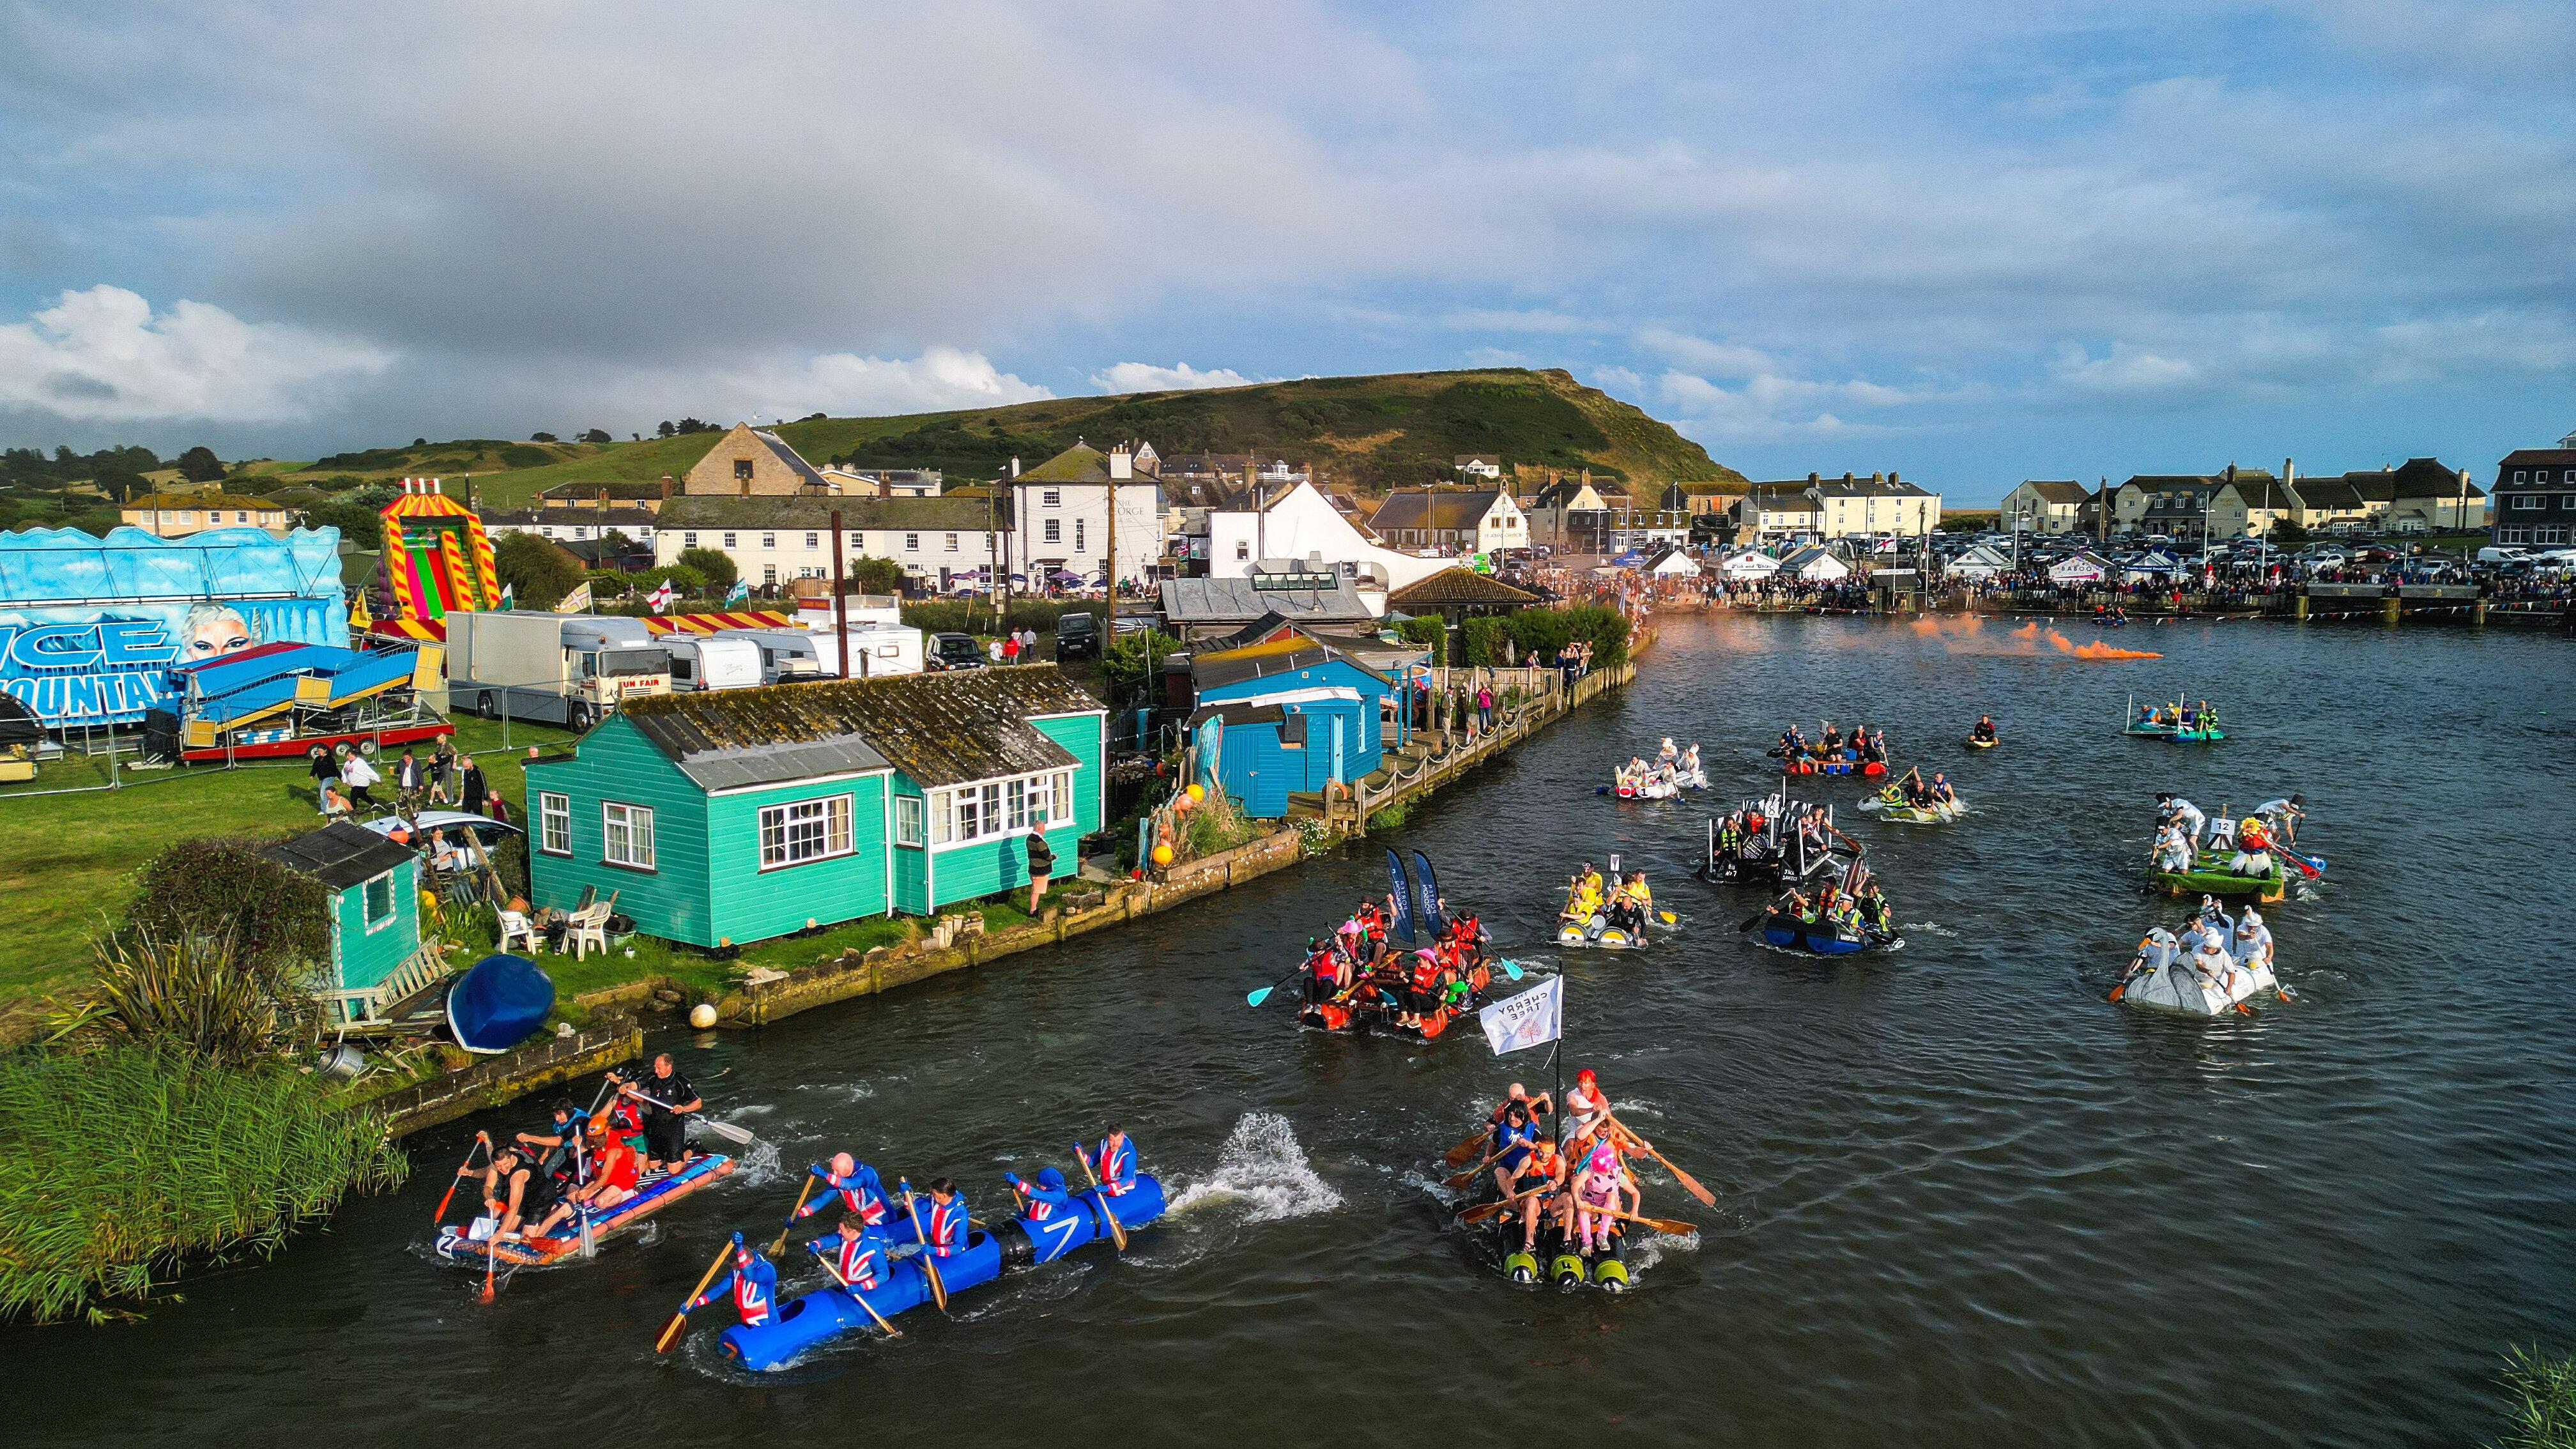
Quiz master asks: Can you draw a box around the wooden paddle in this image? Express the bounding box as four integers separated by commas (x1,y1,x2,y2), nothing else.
815,1246,901,1338
1612,1208,1698,1236
769,1174,819,1256
1075,1142,1129,1250
1604,1114,1716,1208
900,1181,949,1312
1444,1149,1510,1191
1442,1124,1493,1167
654,1239,735,1353
1457,1183,1551,1224
434,1133,487,1227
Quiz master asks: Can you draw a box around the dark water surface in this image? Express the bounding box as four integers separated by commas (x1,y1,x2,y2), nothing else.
19,614,2576,1447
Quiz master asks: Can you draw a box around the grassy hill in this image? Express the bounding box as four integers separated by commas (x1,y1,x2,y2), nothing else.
456,369,1739,506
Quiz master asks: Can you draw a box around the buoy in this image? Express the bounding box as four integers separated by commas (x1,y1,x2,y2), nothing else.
1152,844,1175,866
689,1003,717,1029
1186,783,1205,802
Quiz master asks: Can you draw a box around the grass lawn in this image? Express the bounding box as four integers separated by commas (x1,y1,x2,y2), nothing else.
0,717,575,1029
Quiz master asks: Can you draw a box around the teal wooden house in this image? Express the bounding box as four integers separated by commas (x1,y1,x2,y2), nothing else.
523,667,1107,949
257,821,427,1026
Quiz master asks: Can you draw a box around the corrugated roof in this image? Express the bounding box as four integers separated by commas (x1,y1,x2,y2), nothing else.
1157,576,1376,625
615,666,1101,789
257,821,417,892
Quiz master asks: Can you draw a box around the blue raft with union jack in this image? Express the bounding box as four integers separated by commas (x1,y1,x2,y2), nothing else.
719,1174,1167,1372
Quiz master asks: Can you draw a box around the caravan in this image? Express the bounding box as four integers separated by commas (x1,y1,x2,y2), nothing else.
661,634,763,693
719,625,925,684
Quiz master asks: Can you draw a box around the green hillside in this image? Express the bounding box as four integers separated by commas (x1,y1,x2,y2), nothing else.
463,369,1740,506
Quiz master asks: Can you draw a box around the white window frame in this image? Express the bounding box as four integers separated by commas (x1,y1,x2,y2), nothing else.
2515,494,2544,510
362,870,398,933
946,533,959,553
927,766,1075,852
905,533,920,552
762,532,777,549
684,531,700,548
806,532,820,549
1043,519,1061,544
723,532,738,548
1075,520,1086,552
893,794,925,847
1043,489,1061,507
538,792,571,855
758,793,855,870
602,801,656,870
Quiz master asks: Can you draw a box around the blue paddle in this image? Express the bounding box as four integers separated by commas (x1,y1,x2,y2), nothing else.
1245,960,1307,1008
1495,958,1525,981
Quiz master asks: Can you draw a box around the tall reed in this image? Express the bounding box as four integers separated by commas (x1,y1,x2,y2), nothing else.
0,1045,408,1323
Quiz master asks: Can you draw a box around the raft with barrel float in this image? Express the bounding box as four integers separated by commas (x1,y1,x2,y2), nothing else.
1301,960,1492,1038
1487,1193,1632,1292
434,1153,736,1268
719,1175,1170,1372
1781,753,1888,778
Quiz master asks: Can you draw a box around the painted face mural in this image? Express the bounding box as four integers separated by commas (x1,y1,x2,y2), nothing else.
181,604,259,660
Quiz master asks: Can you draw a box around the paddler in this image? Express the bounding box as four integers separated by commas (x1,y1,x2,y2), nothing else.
686,1233,778,1327
617,1054,703,1173
1401,947,1443,1031
528,1118,639,1239
2230,908,2274,970
2253,794,2306,845
515,1100,588,1181
1572,1137,1639,1256
1820,721,1843,757
812,1211,893,1293
795,1152,891,1230
1657,737,1678,766
1563,1068,1611,1146
1004,1167,1087,1257
1488,1100,1540,1202
1970,714,1996,743
1090,1128,1140,1197
1928,772,1956,807
1680,742,1702,779
1303,937,1347,1008
2152,822,2193,873
2156,792,2209,849
478,1142,555,1241
1510,1133,1568,1256
915,1178,970,1258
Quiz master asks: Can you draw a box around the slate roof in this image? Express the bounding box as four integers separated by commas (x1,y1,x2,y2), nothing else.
1809,477,1934,499
1383,567,1542,610
752,429,831,492
613,667,1102,790
481,507,661,530
1368,487,1506,534
258,821,418,892
2017,480,2091,505
2292,479,2368,510
657,495,998,531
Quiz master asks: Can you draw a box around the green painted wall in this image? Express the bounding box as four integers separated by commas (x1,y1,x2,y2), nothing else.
915,710,1104,915
705,774,892,943
330,854,419,991
526,716,716,945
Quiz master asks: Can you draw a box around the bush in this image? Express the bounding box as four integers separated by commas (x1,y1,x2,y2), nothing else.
1459,616,1510,667
53,928,326,1068
1503,601,1630,670
124,838,329,978
675,547,738,593
901,599,1079,637
1395,615,1447,665
1101,628,1179,709
494,532,583,610
0,1046,407,1322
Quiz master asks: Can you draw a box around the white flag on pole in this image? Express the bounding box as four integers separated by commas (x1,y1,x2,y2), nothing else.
1478,974,1562,1057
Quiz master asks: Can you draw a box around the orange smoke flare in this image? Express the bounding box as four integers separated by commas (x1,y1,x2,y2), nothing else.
2071,639,2162,660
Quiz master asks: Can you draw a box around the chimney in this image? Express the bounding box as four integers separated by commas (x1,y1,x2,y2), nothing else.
1010,456,1021,479
878,471,892,500
1110,443,1133,481
660,473,674,502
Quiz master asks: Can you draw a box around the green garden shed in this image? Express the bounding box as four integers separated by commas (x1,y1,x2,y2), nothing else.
256,821,427,1026
524,667,1107,949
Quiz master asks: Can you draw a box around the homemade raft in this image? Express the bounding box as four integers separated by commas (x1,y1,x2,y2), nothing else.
1695,797,1839,889
1491,1198,1632,1292
434,1154,735,1268
2147,850,2287,903
1301,962,1492,1038
719,1176,1169,1372
2113,925,2281,1016
1757,912,1887,955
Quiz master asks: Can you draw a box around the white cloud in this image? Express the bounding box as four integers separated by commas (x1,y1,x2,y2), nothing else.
0,285,391,424
1087,362,1258,394
1654,366,1928,441
1635,327,1775,378
1443,309,1595,335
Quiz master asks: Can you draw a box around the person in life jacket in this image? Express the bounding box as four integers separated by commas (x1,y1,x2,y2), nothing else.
1303,937,1346,1008
1511,1135,1568,1255
1355,900,1385,947
1092,1128,1138,1196
1399,949,1444,1029
1450,912,1487,969
1928,772,1956,807
1561,869,1603,926
916,1178,969,1258
1004,1167,1087,1257
812,1211,893,1293
1860,883,1895,936
689,1233,778,1326
795,1152,890,1229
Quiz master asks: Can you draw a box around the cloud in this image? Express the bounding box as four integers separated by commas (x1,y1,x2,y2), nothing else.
1443,308,1595,335
1635,327,1775,378
1654,365,1934,441
1087,362,1257,393
2050,344,2205,399
0,285,391,424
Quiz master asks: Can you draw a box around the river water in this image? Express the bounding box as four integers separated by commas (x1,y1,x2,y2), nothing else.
19,613,2576,1446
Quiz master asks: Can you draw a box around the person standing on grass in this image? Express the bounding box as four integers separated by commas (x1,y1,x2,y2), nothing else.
340,747,381,811
308,746,339,814
1025,821,1055,914
459,756,489,817
431,736,458,805
395,746,426,815
1002,630,1022,664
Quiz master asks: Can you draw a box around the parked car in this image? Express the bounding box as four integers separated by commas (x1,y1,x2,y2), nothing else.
926,632,989,671
1054,610,1101,660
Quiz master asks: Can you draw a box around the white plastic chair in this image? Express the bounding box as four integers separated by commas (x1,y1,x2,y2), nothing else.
496,909,538,955
566,901,611,960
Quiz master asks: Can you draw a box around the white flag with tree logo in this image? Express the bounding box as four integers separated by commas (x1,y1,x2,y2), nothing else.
1478,974,1562,1056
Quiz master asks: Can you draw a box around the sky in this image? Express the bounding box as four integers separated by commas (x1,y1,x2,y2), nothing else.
1,0,2570,502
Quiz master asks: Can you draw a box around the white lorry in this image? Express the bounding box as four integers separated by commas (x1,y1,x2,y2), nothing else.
661,634,764,693
443,612,670,729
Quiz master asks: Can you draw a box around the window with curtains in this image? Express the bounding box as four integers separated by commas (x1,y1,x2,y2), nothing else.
930,769,1072,849
758,795,853,869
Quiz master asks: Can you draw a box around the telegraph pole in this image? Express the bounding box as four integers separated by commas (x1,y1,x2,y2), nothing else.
830,508,850,680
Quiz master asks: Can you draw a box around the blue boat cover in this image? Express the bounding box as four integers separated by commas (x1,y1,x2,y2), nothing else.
447,953,554,1052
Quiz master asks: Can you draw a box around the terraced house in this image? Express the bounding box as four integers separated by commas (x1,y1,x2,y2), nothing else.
654,495,1005,591
2492,434,2576,548
523,668,1105,948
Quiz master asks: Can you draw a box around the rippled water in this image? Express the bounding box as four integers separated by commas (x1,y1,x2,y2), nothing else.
17,613,2576,1446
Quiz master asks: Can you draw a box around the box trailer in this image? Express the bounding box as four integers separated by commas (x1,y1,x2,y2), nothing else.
445,612,670,728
